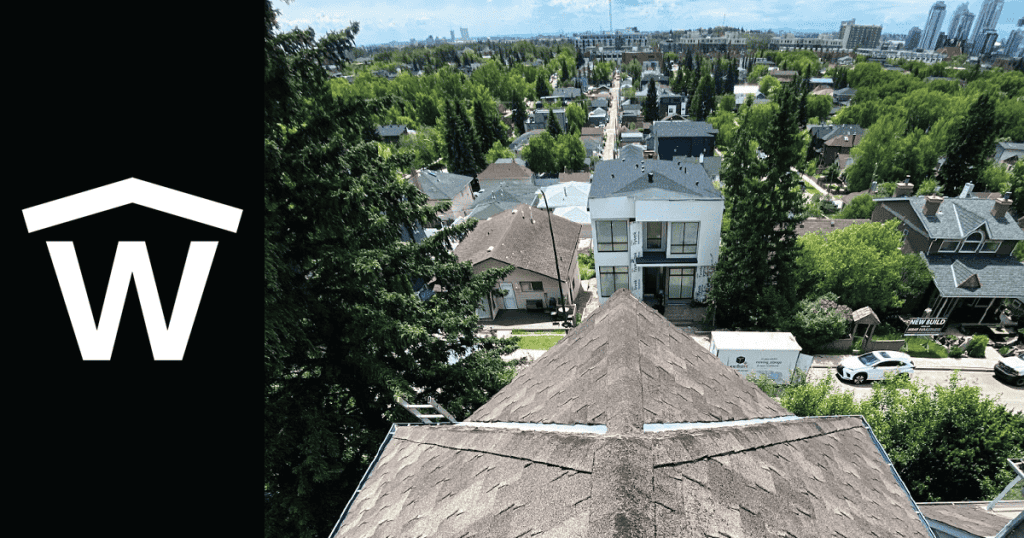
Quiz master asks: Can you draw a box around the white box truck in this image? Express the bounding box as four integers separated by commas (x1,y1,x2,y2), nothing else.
709,331,815,384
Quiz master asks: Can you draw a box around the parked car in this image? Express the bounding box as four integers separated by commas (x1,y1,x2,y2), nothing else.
994,355,1024,387
836,351,915,385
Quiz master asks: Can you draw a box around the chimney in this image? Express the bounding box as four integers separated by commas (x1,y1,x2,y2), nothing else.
894,178,914,197
992,195,1012,219
959,182,974,199
923,195,943,216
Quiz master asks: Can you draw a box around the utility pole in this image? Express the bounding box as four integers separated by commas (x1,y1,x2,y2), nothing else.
539,190,575,327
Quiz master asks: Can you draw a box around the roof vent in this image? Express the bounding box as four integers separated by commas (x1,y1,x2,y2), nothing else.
959,182,974,199
648,172,654,183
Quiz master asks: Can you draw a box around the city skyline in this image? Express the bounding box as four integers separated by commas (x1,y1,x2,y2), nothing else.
270,0,1024,47
920,1,948,51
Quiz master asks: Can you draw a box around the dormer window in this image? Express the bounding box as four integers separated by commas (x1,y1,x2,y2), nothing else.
961,232,983,253
938,240,958,253
980,240,1000,253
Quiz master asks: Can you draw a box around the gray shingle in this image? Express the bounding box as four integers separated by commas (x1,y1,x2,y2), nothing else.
590,156,723,200
923,254,1024,300
901,197,1024,241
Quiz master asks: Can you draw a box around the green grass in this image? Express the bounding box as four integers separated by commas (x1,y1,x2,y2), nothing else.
511,329,566,335
515,334,565,350
903,336,948,358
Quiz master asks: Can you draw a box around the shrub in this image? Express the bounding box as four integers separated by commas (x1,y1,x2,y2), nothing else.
948,346,964,358
965,335,989,358
999,346,1012,357
788,293,853,352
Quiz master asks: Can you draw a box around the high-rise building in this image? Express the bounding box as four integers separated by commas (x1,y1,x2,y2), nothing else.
905,26,923,49
947,3,975,43
921,2,947,51
839,18,883,50
1004,28,1024,57
451,29,455,41
460,27,469,40
978,28,999,55
969,0,1004,53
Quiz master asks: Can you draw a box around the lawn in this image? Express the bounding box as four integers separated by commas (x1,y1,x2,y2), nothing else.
514,334,565,350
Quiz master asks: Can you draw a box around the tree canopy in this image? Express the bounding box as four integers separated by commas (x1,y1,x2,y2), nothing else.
795,221,932,314
264,5,519,537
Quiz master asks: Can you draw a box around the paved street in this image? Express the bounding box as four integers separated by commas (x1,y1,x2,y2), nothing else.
602,73,619,161
807,365,1024,413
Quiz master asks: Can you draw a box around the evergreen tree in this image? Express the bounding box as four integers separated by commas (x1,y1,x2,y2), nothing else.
708,83,805,329
940,93,998,196
535,76,550,99
643,78,659,122
511,90,528,135
264,4,518,537
444,99,482,177
546,109,562,136
689,73,715,121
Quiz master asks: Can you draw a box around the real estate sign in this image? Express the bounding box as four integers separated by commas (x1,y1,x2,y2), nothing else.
903,317,947,336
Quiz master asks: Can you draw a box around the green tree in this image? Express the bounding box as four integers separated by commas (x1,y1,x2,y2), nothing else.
564,102,587,135
521,131,559,174
689,72,716,121
795,221,932,313
836,192,876,219
845,114,908,192
940,93,998,196
443,98,483,176
264,6,518,536
643,78,659,122
484,140,514,164
545,110,562,136
708,84,805,329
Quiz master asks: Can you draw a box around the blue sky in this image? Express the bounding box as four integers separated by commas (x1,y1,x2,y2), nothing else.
270,0,1024,46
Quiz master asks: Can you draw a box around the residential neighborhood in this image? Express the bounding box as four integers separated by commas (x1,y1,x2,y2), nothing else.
266,3,1024,537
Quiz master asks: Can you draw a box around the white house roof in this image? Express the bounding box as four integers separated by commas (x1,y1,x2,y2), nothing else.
710,331,803,351
536,182,591,208
553,206,591,225
22,178,242,233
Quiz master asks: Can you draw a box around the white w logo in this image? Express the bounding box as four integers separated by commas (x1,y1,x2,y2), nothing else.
22,178,242,361
47,242,218,361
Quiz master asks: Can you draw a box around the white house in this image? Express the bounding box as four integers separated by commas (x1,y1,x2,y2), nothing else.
588,154,724,308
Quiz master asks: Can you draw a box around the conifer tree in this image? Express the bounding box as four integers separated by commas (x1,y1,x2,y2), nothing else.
708,83,805,329
264,4,517,536
643,78,659,122
940,93,998,196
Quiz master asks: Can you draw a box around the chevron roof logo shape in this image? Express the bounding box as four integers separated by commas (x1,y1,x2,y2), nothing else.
22,178,242,361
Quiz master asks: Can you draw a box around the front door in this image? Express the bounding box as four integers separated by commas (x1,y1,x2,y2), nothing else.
499,283,517,309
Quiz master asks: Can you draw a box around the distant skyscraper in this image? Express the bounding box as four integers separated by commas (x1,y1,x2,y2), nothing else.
978,29,999,55
1004,28,1024,57
921,1,947,51
460,27,469,40
906,26,923,49
969,0,1003,53
947,3,975,43
839,18,883,50
451,29,455,41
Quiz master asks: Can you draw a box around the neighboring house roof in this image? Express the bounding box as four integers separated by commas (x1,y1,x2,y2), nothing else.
454,204,581,281
509,129,545,152
559,171,591,183
812,124,865,143
552,87,582,99
878,197,1024,241
619,143,646,160
809,77,833,85
589,107,607,117
590,97,609,108
921,254,1024,300
477,161,534,181
334,291,934,538
651,120,718,139
536,182,591,208
580,137,603,155
553,205,591,225
412,169,474,201
580,127,604,138
795,217,869,236
590,155,723,200
376,124,408,138
834,87,857,97
918,501,1024,538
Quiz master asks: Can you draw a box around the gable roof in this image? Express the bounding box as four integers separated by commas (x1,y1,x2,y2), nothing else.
412,169,474,201
536,182,591,208
590,155,723,200
923,254,1024,300
375,124,408,137
454,204,581,281
477,161,534,181
333,291,934,537
795,217,869,236
879,196,1024,241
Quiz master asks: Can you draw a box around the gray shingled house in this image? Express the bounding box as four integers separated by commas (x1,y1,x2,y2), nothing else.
331,290,934,537
409,169,475,223
872,190,1024,325
454,204,582,319
649,121,717,161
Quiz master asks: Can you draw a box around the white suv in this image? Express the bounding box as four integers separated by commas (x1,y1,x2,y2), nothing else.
994,355,1024,387
836,351,915,385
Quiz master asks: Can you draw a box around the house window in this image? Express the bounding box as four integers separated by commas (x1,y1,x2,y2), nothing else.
597,220,628,252
980,240,1000,253
600,266,629,297
646,222,663,249
938,240,959,253
960,232,983,253
520,281,544,291
670,222,699,255
667,267,695,299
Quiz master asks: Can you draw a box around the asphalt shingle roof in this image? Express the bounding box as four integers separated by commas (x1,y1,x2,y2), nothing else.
376,124,408,137
923,254,1024,300
900,196,1024,241
413,170,474,201
454,204,581,281
334,291,934,538
590,155,723,200
650,120,718,139
536,182,591,209
477,161,534,181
